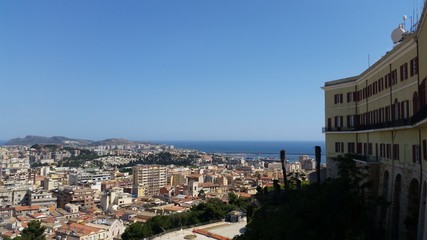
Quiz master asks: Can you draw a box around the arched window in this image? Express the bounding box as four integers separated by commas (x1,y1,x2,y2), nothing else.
391,174,402,240
406,179,420,240
419,182,427,240
379,171,390,235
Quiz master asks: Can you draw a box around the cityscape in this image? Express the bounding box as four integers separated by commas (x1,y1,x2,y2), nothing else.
2,1,427,240
0,136,324,240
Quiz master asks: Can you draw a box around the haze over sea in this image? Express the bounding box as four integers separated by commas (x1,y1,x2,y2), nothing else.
158,140,326,162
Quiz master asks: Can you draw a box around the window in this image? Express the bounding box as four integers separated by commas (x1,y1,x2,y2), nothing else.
368,143,373,155
379,108,385,123
348,142,355,154
393,144,400,160
412,145,420,163
334,94,343,104
385,106,390,122
357,143,363,154
378,77,384,91
335,116,343,128
363,143,368,156
400,63,408,81
393,99,400,120
335,142,344,153
392,69,398,85
400,100,409,119
386,144,391,158
410,57,419,76
347,92,354,102
347,115,355,127
382,144,386,158
359,114,364,126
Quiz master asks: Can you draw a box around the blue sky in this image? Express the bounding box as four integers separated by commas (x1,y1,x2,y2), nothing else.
0,0,423,141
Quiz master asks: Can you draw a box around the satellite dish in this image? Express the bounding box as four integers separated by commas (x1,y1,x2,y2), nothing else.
391,24,406,44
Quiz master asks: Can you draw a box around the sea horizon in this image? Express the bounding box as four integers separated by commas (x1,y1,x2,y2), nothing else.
0,139,326,162
156,140,326,162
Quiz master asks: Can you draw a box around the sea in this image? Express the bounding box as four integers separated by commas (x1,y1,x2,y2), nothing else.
158,141,326,163
0,139,326,162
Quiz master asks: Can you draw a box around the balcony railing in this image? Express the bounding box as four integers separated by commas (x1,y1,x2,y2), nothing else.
322,127,355,133
323,105,427,132
347,154,379,163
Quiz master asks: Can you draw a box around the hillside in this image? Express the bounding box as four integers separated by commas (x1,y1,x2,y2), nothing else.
89,138,138,146
5,135,93,146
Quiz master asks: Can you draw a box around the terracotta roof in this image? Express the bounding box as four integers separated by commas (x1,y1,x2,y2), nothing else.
199,183,220,188
114,210,125,218
59,223,103,236
2,231,15,237
237,192,252,198
16,215,29,221
163,205,185,212
15,205,39,211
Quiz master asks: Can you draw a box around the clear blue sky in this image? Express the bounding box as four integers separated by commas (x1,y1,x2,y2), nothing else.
0,0,423,141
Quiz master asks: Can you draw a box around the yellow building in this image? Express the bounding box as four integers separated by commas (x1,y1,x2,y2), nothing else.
323,4,427,240
132,165,167,196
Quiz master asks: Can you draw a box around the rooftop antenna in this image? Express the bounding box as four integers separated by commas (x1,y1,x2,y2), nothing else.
391,24,406,44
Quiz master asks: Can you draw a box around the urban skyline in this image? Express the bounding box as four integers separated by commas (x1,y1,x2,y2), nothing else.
1,1,422,141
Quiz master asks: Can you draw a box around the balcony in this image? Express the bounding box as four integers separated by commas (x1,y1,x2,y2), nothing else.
323,106,427,133
322,127,355,133
347,154,379,163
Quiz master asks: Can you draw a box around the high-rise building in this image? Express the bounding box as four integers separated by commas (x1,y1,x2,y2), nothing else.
323,3,427,239
132,165,167,197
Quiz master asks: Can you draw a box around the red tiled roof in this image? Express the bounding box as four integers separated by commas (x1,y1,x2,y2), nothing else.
15,205,40,211
59,223,102,236
237,192,252,198
16,215,29,221
163,205,185,212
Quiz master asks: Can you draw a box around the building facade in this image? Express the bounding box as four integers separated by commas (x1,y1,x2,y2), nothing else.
53,186,96,209
323,4,427,240
132,165,167,197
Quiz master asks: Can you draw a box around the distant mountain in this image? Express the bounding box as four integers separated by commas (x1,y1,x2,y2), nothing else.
89,138,138,146
0,140,6,146
5,135,93,146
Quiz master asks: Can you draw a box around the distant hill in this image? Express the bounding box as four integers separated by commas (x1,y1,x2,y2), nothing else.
5,135,93,146
89,138,138,146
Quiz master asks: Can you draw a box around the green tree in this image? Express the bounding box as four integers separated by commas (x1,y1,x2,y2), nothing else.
228,192,251,209
121,222,151,240
236,155,379,240
13,220,46,240
198,189,206,200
